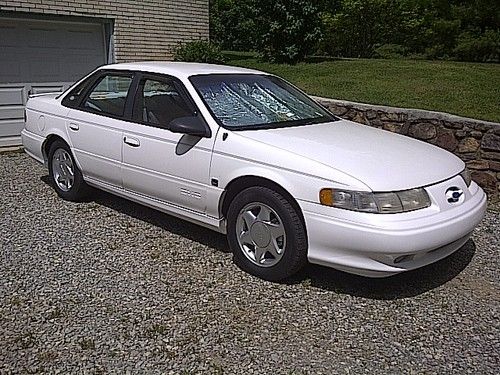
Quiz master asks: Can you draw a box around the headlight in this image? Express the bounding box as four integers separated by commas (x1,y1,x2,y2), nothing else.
460,168,472,187
319,188,431,213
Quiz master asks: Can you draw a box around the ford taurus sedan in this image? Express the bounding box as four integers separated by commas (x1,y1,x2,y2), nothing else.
21,62,487,280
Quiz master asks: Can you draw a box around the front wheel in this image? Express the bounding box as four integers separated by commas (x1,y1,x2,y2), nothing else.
48,140,90,201
227,186,308,281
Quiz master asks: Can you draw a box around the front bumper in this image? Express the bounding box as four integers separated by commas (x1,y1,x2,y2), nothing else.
300,177,487,277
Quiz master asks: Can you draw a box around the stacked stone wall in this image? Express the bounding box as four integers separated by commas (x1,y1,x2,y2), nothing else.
316,97,500,200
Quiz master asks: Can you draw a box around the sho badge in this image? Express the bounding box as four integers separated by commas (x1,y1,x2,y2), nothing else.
446,187,464,204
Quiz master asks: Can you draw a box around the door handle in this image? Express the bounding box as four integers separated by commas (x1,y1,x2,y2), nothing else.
69,123,79,131
124,136,140,147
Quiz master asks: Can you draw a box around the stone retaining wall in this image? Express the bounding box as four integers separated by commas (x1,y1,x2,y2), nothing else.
315,97,500,201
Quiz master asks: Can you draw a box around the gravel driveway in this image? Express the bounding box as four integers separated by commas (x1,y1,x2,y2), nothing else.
0,151,499,374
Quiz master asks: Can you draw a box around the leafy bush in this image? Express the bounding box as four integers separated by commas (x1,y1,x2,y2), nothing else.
316,0,403,58
424,19,461,58
453,30,500,63
173,40,226,64
424,44,450,60
373,44,407,59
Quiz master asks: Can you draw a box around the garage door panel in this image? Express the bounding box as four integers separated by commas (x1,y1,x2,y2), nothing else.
0,85,26,138
0,25,19,46
27,56,62,81
64,65,94,82
0,17,107,146
67,30,102,50
31,84,66,95
27,28,61,48
0,119,24,137
0,18,106,84
0,106,24,120
0,86,25,106
0,58,23,83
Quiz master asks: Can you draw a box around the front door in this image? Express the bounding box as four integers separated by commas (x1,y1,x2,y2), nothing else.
121,74,214,213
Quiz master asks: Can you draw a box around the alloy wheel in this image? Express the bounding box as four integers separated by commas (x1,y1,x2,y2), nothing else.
236,203,286,267
52,148,75,192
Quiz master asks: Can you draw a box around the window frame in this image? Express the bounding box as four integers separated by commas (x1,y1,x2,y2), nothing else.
78,71,135,120
61,69,212,137
130,72,209,133
61,69,137,122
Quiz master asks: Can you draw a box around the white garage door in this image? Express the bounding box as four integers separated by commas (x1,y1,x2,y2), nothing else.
0,17,107,146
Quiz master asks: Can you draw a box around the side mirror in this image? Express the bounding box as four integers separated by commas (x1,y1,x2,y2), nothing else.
169,116,211,138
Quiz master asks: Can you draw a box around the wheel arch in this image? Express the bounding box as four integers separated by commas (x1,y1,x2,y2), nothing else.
41,130,82,171
220,175,307,236
41,132,70,163
42,134,61,162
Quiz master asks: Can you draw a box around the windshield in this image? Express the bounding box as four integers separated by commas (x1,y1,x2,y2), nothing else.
189,74,336,130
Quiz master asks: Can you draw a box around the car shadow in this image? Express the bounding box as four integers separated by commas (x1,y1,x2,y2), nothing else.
287,239,476,300
40,175,230,254
40,175,476,300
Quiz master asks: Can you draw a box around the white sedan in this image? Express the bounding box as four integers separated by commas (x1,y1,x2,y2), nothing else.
21,62,487,280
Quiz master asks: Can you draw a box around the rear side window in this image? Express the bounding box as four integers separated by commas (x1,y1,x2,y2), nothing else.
83,75,133,117
134,78,193,129
61,75,96,108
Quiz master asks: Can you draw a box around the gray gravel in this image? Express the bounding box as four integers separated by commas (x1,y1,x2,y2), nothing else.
0,151,499,374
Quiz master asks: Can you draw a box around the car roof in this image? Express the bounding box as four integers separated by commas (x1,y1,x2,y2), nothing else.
99,61,266,79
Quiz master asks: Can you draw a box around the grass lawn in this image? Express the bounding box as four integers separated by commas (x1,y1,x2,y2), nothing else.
226,53,500,123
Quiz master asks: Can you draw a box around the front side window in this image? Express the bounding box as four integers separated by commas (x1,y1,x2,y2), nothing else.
134,78,193,128
83,74,133,117
190,74,335,130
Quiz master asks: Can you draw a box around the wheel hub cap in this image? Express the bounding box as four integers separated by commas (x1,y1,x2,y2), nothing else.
250,222,271,248
236,203,286,268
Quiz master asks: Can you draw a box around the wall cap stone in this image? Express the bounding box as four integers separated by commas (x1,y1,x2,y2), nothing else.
313,96,500,128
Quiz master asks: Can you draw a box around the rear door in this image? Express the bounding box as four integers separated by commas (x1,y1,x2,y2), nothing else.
121,74,215,213
65,71,134,188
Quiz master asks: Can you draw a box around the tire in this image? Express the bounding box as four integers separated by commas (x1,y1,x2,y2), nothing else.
48,139,90,201
227,186,308,281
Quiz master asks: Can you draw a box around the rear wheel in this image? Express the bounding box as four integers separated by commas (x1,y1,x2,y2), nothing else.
227,186,308,281
48,140,90,201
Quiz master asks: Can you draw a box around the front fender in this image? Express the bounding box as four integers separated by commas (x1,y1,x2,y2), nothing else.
211,131,371,204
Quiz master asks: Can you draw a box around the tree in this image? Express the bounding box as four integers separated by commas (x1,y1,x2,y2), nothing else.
316,0,499,62
210,0,258,51
252,0,323,63
209,0,500,62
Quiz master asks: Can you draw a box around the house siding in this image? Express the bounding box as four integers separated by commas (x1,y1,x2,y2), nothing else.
0,0,209,62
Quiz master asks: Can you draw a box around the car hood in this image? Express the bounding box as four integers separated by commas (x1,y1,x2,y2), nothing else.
236,120,464,191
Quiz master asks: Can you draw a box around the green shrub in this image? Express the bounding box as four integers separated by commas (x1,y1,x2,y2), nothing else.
373,44,407,59
316,0,402,59
453,30,500,63
424,44,450,60
424,19,461,58
173,40,226,64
